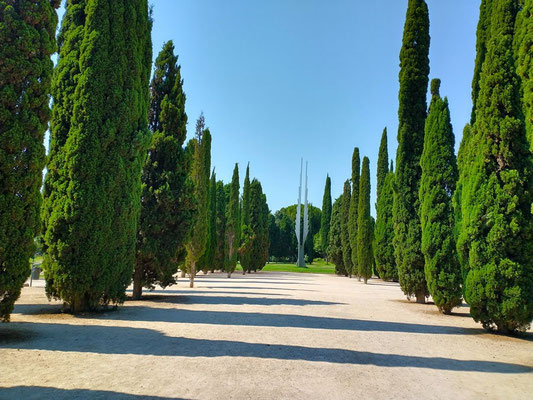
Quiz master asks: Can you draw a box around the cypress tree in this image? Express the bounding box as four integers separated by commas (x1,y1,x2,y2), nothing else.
133,41,194,299
0,0,58,321
240,163,251,274
419,79,462,314
199,170,217,274
185,126,211,288
348,148,360,279
43,0,152,312
458,0,533,333
241,163,251,229
375,165,397,281
319,175,332,259
341,180,352,277
393,0,430,303
357,157,373,283
514,0,532,149
242,179,269,272
213,180,227,272
328,196,346,275
377,128,389,201
225,164,240,278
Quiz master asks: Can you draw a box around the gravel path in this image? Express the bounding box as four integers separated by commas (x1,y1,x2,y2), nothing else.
1,271,532,399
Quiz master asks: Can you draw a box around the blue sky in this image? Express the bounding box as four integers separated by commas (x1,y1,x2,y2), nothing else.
55,0,480,215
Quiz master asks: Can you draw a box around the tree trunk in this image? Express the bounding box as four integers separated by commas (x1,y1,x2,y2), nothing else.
227,272,231,278
132,264,143,300
364,277,368,284
242,269,246,275
180,269,186,278
189,262,195,288
416,291,426,304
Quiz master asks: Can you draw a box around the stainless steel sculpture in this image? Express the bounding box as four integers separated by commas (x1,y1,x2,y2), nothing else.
295,159,309,267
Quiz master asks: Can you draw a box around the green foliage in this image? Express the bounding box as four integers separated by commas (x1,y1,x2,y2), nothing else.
43,0,152,312
327,196,345,275
213,181,227,271
514,0,532,149
458,0,533,333
185,127,211,285
375,170,397,281
199,171,217,273
419,80,462,314
377,128,389,202
319,175,332,257
348,148,360,277
0,0,58,321
357,157,373,283
393,0,430,302
241,163,251,230
341,180,352,276
134,41,194,298
225,164,240,276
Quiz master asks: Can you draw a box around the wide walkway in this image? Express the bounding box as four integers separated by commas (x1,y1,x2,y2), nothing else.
1,272,532,399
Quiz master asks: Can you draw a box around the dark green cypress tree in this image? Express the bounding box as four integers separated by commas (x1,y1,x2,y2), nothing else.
213,180,227,272
133,41,195,300
240,163,251,273
458,0,533,333
319,175,332,259
243,179,269,272
341,180,352,277
348,148,360,279
0,0,58,322
185,126,211,288
225,164,240,277
43,0,152,312
375,166,397,281
514,0,532,149
241,163,251,229
393,0,430,303
328,196,346,275
377,128,389,201
200,170,217,274
419,79,462,314
357,157,373,283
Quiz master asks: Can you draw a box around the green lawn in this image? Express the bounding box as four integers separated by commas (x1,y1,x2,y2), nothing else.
236,259,335,274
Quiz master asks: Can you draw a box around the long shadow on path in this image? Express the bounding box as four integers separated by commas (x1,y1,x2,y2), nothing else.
0,386,186,400
0,323,530,374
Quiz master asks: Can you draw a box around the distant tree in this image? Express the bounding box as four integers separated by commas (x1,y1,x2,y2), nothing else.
348,148,360,279
0,0,58,321
43,0,152,311
133,41,195,300
319,175,332,260
328,197,346,275
213,181,227,272
377,128,389,202
185,124,211,288
457,0,533,333
341,180,352,277
240,164,251,273
419,79,462,314
225,164,240,277
357,157,373,283
393,0,430,303
375,163,397,281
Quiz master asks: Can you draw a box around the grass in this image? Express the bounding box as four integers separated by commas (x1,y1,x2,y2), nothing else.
236,259,335,274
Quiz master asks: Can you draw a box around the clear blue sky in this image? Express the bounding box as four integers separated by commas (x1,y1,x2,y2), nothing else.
55,0,480,215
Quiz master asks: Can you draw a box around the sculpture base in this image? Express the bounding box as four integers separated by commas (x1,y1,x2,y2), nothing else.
296,245,306,268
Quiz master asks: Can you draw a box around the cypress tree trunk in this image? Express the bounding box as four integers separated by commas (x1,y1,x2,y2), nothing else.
43,0,152,312
393,0,430,304
419,79,462,314
458,0,533,333
0,0,58,322
348,148,360,280
357,157,373,284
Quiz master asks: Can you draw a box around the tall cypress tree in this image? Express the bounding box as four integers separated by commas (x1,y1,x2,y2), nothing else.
328,196,346,275
185,126,211,288
241,163,251,229
348,148,360,279
357,157,373,283
225,164,240,278
341,180,352,277
240,163,251,274
213,180,227,272
393,0,430,303
458,0,533,333
43,0,152,312
0,0,58,321
199,170,217,274
133,41,195,299
514,0,532,149
419,79,462,314
377,128,389,201
375,164,397,281
319,175,332,259
242,179,269,272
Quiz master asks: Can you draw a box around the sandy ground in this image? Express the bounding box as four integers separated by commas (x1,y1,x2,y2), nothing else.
0,271,532,400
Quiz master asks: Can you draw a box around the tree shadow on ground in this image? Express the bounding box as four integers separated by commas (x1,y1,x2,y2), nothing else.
0,386,186,400
201,286,317,292
126,289,286,296
125,295,340,306
0,323,530,374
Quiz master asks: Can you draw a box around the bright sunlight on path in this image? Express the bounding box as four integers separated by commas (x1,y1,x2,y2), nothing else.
1,272,532,399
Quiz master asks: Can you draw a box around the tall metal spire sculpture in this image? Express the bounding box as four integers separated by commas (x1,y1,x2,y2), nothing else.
295,159,309,267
